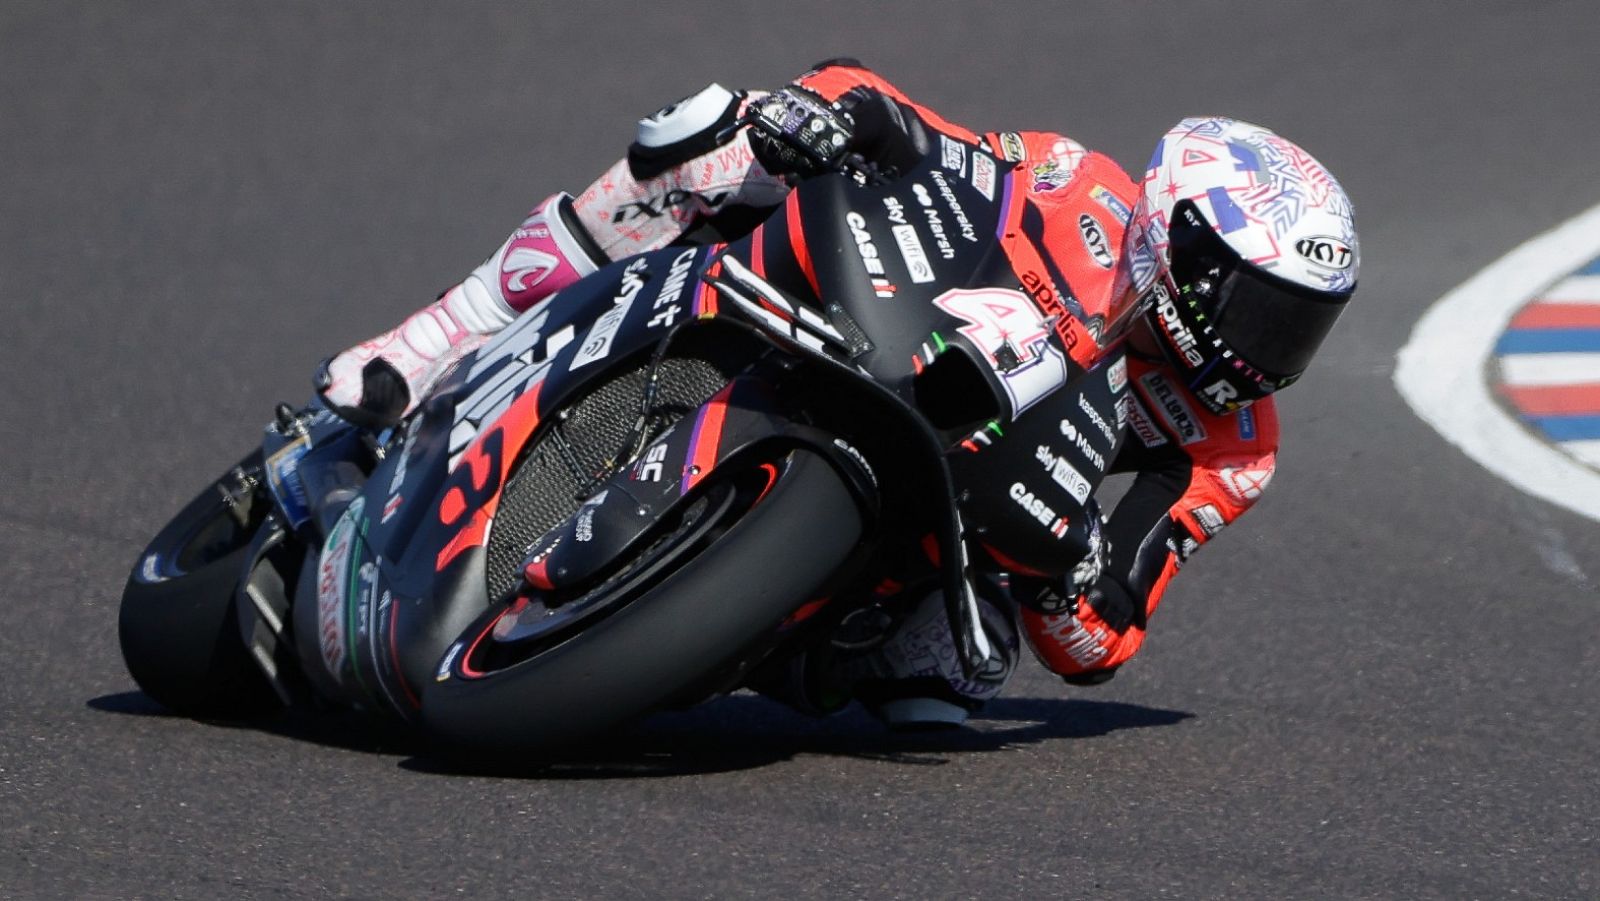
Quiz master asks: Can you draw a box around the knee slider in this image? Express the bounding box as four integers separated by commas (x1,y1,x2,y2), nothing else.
628,83,743,180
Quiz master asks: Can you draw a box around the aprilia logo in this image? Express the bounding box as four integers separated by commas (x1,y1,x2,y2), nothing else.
1152,282,1206,367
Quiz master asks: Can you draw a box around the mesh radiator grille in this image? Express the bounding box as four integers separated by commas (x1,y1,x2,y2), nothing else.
483,357,729,599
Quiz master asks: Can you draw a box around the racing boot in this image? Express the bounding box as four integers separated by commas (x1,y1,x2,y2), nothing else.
316,192,607,428
847,587,1020,730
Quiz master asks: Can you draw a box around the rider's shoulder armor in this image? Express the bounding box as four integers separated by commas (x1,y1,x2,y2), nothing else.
1009,140,1140,330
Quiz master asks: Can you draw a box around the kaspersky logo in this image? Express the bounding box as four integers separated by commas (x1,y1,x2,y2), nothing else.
1151,281,1205,368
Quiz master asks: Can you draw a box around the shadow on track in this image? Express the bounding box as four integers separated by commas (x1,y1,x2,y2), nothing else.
88,691,1191,778
411,695,1194,779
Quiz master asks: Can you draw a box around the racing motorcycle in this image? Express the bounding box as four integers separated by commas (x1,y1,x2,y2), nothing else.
118,132,1141,761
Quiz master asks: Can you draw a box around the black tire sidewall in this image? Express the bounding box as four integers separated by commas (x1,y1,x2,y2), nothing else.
420,450,863,757
117,473,277,717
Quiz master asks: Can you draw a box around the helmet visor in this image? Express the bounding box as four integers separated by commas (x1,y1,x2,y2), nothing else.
1168,199,1351,379
1209,267,1348,378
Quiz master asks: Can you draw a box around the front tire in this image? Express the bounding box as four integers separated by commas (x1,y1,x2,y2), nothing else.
421,449,864,758
117,457,280,717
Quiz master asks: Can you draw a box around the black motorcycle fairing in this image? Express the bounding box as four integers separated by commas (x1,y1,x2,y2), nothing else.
950,350,1130,578
259,140,1124,719
518,373,884,598
296,246,758,715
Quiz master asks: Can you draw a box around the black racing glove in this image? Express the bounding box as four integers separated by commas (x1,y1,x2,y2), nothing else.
1082,575,1142,633
745,86,857,179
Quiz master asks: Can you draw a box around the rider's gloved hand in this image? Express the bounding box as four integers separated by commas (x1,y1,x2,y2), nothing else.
1081,575,1141,633
745,86,856,179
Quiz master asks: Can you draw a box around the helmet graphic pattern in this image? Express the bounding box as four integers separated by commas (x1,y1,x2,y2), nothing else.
1137,117,1359,294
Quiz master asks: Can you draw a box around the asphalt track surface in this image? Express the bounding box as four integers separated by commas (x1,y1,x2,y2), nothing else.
3,4,1597,899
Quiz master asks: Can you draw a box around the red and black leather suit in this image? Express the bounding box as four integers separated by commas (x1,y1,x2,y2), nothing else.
772,62,1281,684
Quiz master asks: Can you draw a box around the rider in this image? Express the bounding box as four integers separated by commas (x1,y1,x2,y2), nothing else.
317,60,1359,726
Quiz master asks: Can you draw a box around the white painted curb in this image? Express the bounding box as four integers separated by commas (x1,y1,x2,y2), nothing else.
1394,202,1600,524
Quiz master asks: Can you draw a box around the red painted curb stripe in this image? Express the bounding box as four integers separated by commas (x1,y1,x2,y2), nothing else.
1498,382,1600,415
1511,302,1600,329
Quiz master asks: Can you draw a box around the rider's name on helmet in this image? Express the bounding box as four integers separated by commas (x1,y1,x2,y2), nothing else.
1294,235,1354,271
1139,371,1207,445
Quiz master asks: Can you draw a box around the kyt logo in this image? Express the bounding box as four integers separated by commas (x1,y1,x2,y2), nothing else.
1294,236,1354,271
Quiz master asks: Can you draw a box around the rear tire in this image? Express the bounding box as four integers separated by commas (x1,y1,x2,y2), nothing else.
118,458,280,717
421,449,864,759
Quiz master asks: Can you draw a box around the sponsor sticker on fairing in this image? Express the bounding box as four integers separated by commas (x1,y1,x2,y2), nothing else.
892,224,936,283
315,497,366,681
1058,417,1107,472
1107,355,1128,394
940,135,966,174
846,211,887,276
1009,482,1070,538
574,490,608,542
1035,444,1093,504
647,247,698,329
571,257,649,369
971,153,996,200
